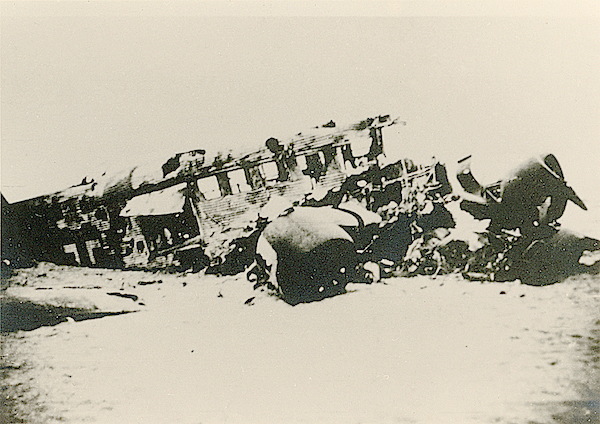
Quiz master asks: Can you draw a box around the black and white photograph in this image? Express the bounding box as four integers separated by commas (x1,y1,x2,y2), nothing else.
1,2,599,423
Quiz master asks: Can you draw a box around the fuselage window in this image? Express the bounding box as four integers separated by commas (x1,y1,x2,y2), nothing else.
228,169,252,194
196,176,221,200
261,161,279,182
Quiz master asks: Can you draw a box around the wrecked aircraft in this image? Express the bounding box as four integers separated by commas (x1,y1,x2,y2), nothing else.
3,116,598,305
3,116,448,275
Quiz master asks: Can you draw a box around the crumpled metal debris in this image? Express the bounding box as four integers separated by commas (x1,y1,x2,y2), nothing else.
244,159,456,304
430,153,600,285
200,151,599,306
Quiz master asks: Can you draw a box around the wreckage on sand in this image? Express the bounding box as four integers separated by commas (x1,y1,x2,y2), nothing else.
2,116,446,270
2,116,599,305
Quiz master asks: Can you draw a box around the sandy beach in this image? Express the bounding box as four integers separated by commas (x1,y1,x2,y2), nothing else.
2,263,598,424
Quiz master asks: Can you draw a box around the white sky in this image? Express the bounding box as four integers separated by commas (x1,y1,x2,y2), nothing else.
2,1,599,206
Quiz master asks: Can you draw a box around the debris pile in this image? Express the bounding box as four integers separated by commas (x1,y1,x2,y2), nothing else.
244,157,457,304
398,154,600,286
239,153,599,305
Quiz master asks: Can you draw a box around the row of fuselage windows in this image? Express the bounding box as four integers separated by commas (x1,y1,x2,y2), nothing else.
196,148,345,200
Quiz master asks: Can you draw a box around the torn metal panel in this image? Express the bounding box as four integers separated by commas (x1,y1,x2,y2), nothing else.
120,184,187,217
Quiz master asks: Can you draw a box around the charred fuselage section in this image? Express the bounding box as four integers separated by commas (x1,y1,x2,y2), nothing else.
2,116,423,274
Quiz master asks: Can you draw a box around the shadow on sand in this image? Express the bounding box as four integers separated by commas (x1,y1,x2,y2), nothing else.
0,296,134,333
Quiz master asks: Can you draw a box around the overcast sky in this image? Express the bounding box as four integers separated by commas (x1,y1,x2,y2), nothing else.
2,1,599,212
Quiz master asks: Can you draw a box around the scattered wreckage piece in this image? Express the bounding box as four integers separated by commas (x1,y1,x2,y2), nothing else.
1,286,141,332
516,229,600,285
205,219,267,276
